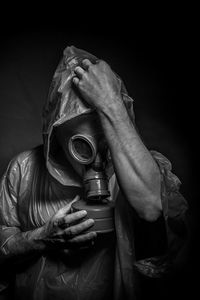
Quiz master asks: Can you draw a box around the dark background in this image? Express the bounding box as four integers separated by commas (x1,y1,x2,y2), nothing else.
0,5,198,299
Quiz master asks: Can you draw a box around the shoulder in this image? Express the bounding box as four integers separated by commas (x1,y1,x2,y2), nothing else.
0,145,45,197
3,145,44,180
13,145,43,163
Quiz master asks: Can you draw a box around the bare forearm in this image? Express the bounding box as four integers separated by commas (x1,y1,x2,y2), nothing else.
72,59,162,220
98,98,162,221
0,227,46,264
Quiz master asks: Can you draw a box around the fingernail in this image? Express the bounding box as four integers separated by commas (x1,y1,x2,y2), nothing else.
81,210,87,215
89,219,95,226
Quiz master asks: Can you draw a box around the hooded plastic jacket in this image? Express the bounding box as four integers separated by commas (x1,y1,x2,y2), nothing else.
0,46,188,300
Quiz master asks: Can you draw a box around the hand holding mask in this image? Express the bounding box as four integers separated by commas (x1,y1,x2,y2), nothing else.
39,195,97,250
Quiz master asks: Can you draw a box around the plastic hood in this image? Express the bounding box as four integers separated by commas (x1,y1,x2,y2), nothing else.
42,45,135,186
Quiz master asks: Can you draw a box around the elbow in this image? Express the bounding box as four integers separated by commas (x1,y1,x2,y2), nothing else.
140,196,163,222
142,207,162,222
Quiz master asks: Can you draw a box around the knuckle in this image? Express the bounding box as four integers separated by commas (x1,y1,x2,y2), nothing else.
99,60,108,69
99,60,105,66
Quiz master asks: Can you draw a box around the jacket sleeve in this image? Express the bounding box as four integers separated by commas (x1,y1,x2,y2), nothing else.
114,150,189,300
0,158,21,292
133,150,189,278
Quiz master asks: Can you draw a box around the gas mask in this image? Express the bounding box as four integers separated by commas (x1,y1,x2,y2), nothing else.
56,113,115,234
68,131,110,201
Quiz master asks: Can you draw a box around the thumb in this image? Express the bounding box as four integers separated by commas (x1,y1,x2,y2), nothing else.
58,195,80,216
70,195,80,206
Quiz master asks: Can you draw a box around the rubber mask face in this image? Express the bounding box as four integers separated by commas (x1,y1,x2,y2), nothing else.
55,113,108,174
55,113,110,200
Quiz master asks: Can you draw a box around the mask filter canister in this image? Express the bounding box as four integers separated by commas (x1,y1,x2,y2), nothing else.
70,134,115,234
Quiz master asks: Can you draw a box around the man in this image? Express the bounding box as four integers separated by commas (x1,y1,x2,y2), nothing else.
0,46,188,300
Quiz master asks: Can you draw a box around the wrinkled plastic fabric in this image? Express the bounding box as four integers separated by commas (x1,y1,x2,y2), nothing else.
0,46,189,299
42,46,135,187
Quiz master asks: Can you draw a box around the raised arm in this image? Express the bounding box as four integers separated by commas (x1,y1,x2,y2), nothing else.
73,59,162,221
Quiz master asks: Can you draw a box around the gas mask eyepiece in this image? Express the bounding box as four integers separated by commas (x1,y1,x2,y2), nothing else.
68,134,97,165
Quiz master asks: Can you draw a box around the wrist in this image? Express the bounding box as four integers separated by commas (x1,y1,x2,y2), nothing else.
23,227,47,252
98,96,128,123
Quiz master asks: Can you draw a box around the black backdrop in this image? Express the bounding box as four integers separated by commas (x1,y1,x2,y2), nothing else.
0,7,198,300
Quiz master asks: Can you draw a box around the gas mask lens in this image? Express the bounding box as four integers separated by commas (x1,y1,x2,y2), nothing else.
68,134,97,165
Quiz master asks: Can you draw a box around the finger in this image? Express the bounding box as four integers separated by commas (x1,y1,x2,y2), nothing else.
56,195,80,217
81,59,92,70
64,218,94,237
67,231,97,244
69,195,81,213
72,76,80,86
59,210,87,228
98,60,107,66
74,66,85,78
70,195,80,206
